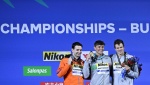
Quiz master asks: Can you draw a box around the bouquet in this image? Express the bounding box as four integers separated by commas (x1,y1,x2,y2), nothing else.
121,56,142,78
127,56,142,76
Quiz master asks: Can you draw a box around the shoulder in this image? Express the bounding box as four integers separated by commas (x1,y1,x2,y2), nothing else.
60,54,71,62
104,55,111,60
109,54,117,58
65,54,71,58
126,53,134,58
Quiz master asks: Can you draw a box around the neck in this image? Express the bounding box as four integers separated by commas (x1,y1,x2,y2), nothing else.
74,56,79,59
96,53,103,57
117,53,124,58
73,54,79,59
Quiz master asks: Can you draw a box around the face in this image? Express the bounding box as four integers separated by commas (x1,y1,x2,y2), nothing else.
94,45,104,55
72,45,82,58
115,43,124,55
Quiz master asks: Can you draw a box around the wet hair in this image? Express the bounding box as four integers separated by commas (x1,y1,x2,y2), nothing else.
72,42,83,49
114,39,124,48
94,40,105,47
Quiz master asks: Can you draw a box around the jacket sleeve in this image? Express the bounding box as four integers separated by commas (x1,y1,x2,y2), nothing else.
57,59,71,78
127,63,139,78
83,60,90,78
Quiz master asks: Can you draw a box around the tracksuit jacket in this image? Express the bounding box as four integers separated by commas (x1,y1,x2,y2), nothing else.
111,53,139,85
57,54,84,85
83,54,112,85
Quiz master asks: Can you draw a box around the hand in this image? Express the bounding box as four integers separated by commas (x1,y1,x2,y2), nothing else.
68,57,72,65
124,65,130,72
121,63,126,67
86,52,94,61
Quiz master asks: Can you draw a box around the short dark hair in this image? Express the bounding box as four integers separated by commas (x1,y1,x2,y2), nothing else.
72,42,83,49
94,40,105,47
114,39,124,48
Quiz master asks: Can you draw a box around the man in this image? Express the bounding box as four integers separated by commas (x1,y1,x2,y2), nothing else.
57,42,84,85
83,40,112,85
111,39,139,85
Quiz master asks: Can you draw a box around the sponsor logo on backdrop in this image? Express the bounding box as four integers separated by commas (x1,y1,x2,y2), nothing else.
86,82,90,85
43,51,108,61
23,66,51,76
40,82,63,85
81,51,108,61
43,51,71,61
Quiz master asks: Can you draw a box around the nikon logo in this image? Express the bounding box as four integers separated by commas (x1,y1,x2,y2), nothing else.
43,51,71,61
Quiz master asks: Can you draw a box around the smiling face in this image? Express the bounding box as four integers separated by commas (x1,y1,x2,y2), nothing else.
94,40,105,56
94,45,104,55
115,43,125,56
71,42,83,59
72,45,82,58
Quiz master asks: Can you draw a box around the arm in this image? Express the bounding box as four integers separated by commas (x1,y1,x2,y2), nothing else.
83,60,90,78
127,63,139,78
57,59,71,78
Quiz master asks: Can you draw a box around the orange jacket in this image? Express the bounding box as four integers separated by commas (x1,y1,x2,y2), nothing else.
57,56,84,85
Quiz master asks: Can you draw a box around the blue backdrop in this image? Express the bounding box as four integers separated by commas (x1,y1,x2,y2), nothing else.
0,0,149,85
